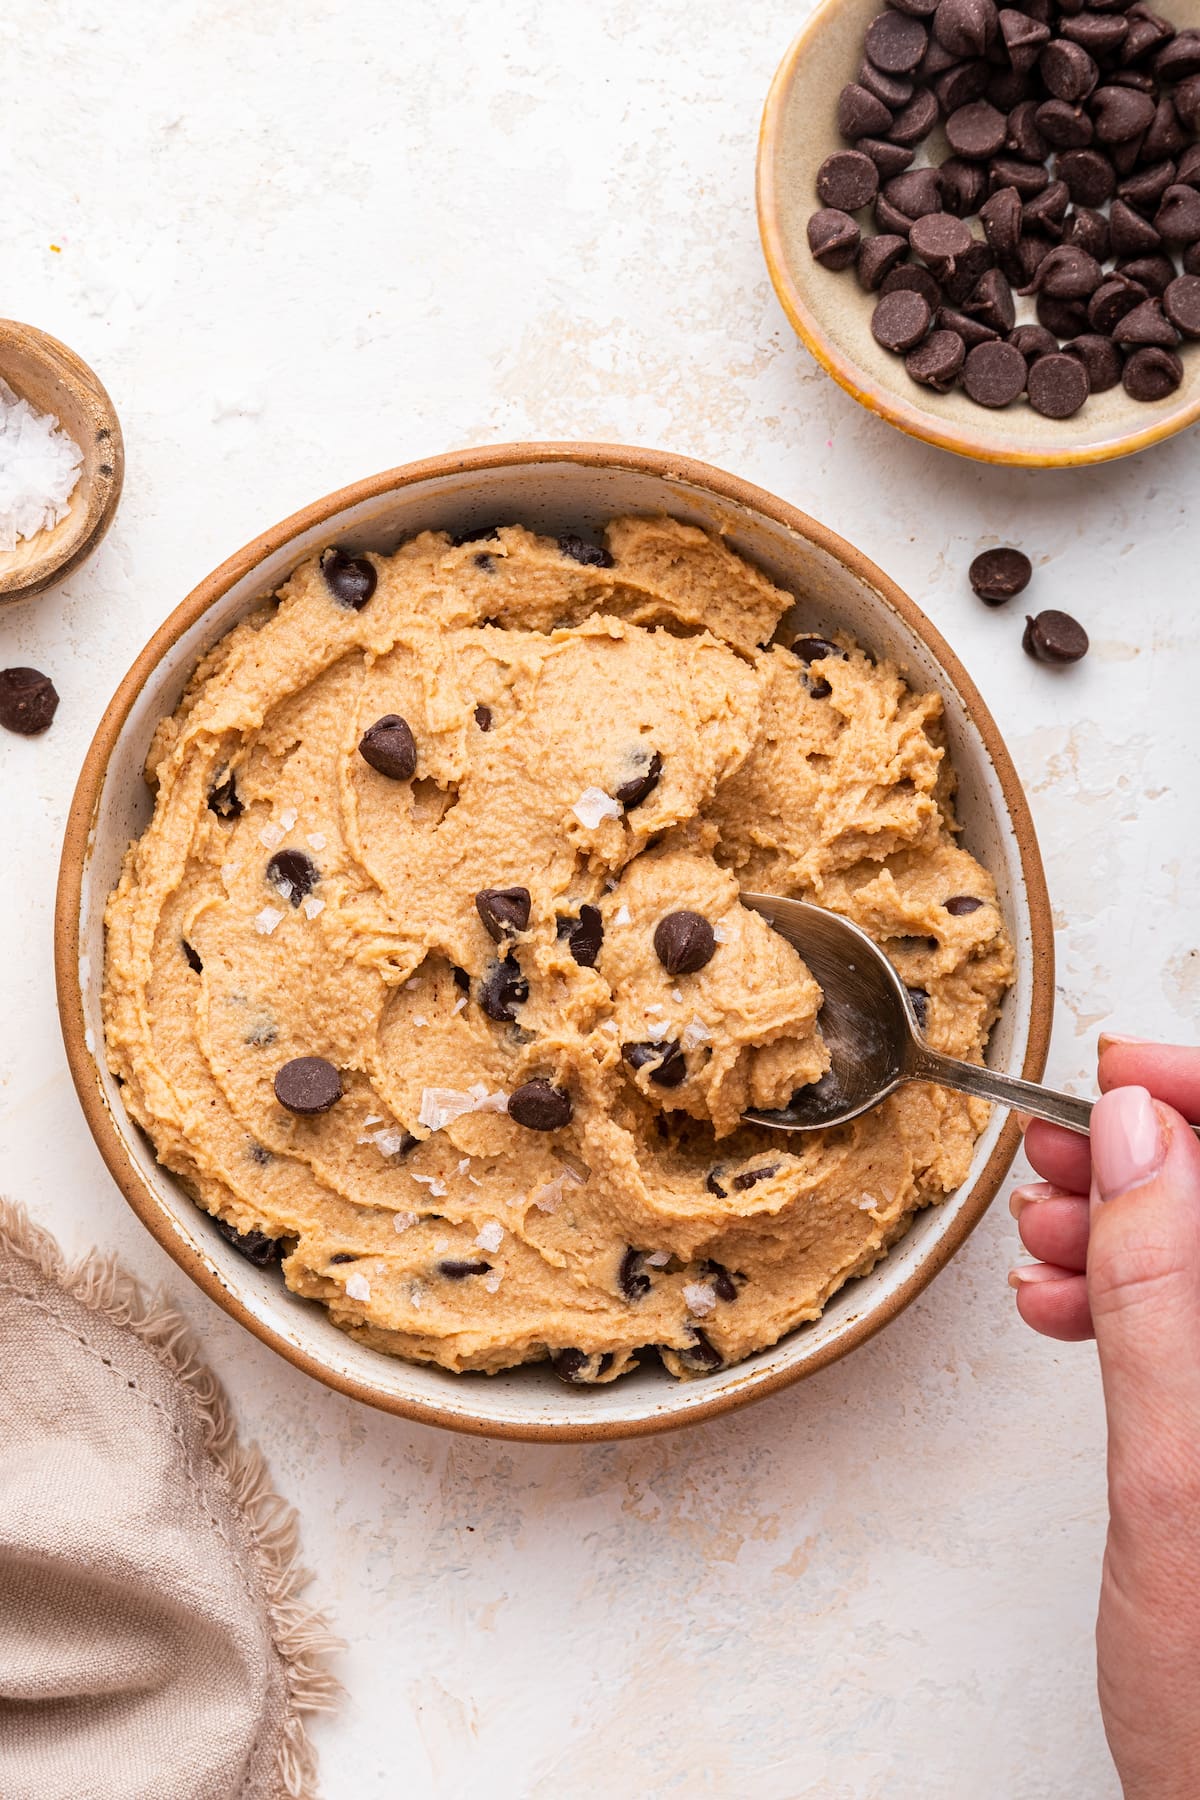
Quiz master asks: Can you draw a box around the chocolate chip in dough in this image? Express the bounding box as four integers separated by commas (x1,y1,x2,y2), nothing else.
479,953,528,1022
274,1057,343,1115
732,1164,779,1191
654,910,717,975
906,987,931,1030
1022,609,1090,664
508,1079,573,1131
618,1247,653,1301
558,904,604,966
871,289,933,351
439,1259,493,1280
906,328,967,389
475,886,532,941
1122,344,1184,400
552,1349,613,1385
558,533,613,568
962,338,1027,405
614,749,662,809
675,1327,724,1373
0,667,58,736
944,894,985,915
216,1219,285,1267
474,703,493,731
808,209,861,270
705,1168,728,1197
207,772,243,819
703,1261,741,1303
817,151,881,212
320,548,377,610
266,849,319,907
358,714,417,780
182,940,203,973
1164,275,1200,339
969,546,1032,603
621,1039,688,1087
1027,351,1091,417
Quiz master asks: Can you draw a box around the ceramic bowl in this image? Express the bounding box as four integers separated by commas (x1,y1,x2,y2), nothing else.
757,0,1200,467
56,443,1052,1441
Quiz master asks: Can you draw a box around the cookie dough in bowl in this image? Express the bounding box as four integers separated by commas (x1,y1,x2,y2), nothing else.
102,512,1014,1387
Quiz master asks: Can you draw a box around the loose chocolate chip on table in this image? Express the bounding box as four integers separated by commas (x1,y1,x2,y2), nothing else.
888,86,942,144
475,886,532,940
1164,275,1200,338
267,849,319,906
906,328,968,389
558,904,604,966
1155,30,1200,83
614,749,663,809
274,1056,343,1116
479,953,528,1021
358,713,417,780
937,158,986,218
216,1219,284,1267
182,940,203,973
1118,161,1178,215
0,667,59,736
969,546,1032,602
946,99,1008,159
858,136,916,178
1007,99,1050,163
909,212,974,267
817,150,880,212
872,289,933,351
675,1327,724,1373
654,910,717,975
962,337,1027,405
1001,9,1051,69
1009,323,1059,362
1180,144,1200,190
1122,344,1184,400
439,1259,492,1280
207,772,243,819
866,8,929,71
508,1079,573,1131
1156,184,1200,245
934,0,998,59
945,894,985,915
320,548,377,610
990,160,1051,205
558,534,613,568
1062,15,1129,57
474,703,492,731
621,1039,688,1087
1063,333,1124,392
837,80,895,139
1023,610,1090,664
618,1247,653,1301
934,61,991,118
807,208,862,270
987,66,1032,114
1112,298,1181,346
1035,99,1094,150
881,264,943,308
875,194,918,237
1027,350,1091,418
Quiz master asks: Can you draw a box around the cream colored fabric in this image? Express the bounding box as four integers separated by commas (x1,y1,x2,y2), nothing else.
0,1202,339,1800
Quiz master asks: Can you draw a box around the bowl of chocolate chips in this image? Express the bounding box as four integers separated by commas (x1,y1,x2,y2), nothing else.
758,0,1200,462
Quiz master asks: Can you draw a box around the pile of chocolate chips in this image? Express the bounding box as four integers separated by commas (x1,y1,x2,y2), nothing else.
807,0,1200,415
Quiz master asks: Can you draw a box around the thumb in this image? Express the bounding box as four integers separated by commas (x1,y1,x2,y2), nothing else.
1088,1085,1200,1489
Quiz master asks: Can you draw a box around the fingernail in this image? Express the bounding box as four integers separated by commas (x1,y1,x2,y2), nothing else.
1008,1264,1074,1287
1009,1182,1072,1218
1098,1032,1149,1053
1090,1086,1165,1202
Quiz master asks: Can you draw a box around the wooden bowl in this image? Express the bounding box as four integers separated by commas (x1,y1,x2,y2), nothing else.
0,321,124,603
55,443,1053,1441
757,0,1200,467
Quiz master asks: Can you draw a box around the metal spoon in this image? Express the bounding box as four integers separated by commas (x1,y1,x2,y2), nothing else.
740,894,1097,1137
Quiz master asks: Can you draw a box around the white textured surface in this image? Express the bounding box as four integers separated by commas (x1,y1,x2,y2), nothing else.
3,2,1197,1795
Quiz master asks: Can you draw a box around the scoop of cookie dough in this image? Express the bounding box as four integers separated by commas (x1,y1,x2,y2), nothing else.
103,517,1013,1383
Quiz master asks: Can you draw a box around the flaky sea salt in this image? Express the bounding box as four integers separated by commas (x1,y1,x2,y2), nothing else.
303,896,325,920
344,1272,371,1302
277,807,298,831
271,876,294,902
254,906,285,936
683,1281,717,1317
644,1019,671,1042
0,380,83,552
531,1176,565,1213
392,1211,418,1234
364,1114,383,1127
483,1271,503,1294
475,1221,504,1252
457,1158,471,1175
645,1249,671,1268
646,1003,664,1016
410,1171,447,1197
572,786,621,829
682,1017,711,1051
671,989,684,1004
373,1128,412,1158
612,904,631,926
306,832,327,851
434,1236,450,1253
258,822,285,850
220,862,241,885
412,1014,429,1028
409,1282,424,1310
712,923,728,943
452,996,467,1015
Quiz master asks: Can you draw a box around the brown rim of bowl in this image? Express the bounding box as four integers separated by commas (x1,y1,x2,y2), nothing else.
54,440,1054,1442
756,8,1200,469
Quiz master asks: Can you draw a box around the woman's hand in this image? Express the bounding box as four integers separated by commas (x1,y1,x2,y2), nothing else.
1011,1040,1200,1800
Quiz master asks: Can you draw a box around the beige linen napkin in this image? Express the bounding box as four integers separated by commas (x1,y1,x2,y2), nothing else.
0,1201,340,1800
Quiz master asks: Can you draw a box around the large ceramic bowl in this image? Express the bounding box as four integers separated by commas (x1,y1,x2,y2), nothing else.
757,0,1200,467
56,443,1053,1441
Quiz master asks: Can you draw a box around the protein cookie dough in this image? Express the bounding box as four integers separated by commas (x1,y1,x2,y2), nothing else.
103,518,1014,1382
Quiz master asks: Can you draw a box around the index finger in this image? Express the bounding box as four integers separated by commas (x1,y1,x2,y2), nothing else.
1022,1116,1093,1192
1098,1039,1200,1124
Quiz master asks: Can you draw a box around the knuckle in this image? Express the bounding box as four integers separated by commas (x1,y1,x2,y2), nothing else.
1088,1232,1195,1323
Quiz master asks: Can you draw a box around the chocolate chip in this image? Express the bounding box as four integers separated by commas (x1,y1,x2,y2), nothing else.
732,1164,779,1191
1000,9,1051,69
1027,244,1103,298
449,524,501,545
0,667,58,736
705,1168,728,1197
980,185,1023,255
439,1259,492,1280
936,305,1000,347
859,60,913,109
888,86,942,143
1022,179,1070,238
969,546,1032,602
558,534,613,568
618,1247,652,1300
266,849,319,907
216,1219,284,1267
703,1261,741,1304
794,635,850,669
614,749,662,808
808,208,862,270
474,703,493,731
1027,351,1090,418
182,940,203,973
1122,344,1184,399
858,137,917,178
906,328,967,389
1164,275,1200,339
654,911,717,975
558,904,604,966
1062,206,1110,261
946,100,1008,159
1035,99,1094,148
1007,99,1050,162
1062,15,1128,57
1008,324,1059,363
872,288,933,351
941,240,996,304
1109,198,1163,259
551,1348,613,1385
1090,85,1156,146
906,986,931,1029
935,60,992,116
359,714,417,780
675,1327,723,1373
1056,149,1116,208
329,1253,357,1265
1116,253,1177,294
817,151,881,212
1036,293,1090,336
939,158,989,216
508,1079,572,1131
945,894,985,915
881,264,943,308
910,213,974,269
962,337,1027,405
857,233,910,291
1111,298,1180,346
207,772,243,819
1180,144,1200,190
320,548,377,609
1088,275,1148,331
1040,39,1099,103
1155,185,1200,246
1022,609,1090,664
866,9,929,71
885,168,943,219
1118,162,1178,218
876,195,918,236
479,953,528,1021
475,886,531,941
1063,333,1124,392
966,266,1016,331
621,1039,688,1087
989,155,1050,199
934,0,998,59
987,68,1032,114
1154,30,1200,82
452,963,471,992
273,1056,343,1115
1186,244,1200,276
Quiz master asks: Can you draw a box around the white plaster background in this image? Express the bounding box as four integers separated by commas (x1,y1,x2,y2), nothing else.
3,1,1197,1794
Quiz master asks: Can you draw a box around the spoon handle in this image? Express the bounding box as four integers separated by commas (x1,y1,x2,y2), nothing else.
908,1046,1096,1136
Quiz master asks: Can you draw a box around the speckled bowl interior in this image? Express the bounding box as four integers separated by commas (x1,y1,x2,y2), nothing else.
58,446,1050,1440
757,0,1200,466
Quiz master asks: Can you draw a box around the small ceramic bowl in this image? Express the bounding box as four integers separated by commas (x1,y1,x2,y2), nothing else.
0,320,124,602
56,443,1052,1441
757,0,1200,467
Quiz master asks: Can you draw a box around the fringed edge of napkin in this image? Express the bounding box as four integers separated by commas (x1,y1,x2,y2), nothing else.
0,1199,342,1800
